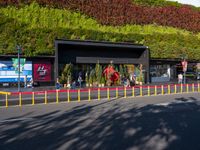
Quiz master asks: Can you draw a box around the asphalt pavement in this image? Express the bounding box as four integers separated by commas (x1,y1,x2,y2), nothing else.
1,93,200,150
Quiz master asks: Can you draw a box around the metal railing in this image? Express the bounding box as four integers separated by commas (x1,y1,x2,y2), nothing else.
0,83,199,108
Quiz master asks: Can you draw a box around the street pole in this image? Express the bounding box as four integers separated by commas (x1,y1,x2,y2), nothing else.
17,46,21,92
184,70,186,84
180,54,188,84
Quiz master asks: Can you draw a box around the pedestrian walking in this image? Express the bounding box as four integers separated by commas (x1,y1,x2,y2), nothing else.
56,78,61,90
78,75,83,88
178,73,183,84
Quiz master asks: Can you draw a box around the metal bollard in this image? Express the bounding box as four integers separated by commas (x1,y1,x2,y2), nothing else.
19,93,22,107
98,88,100,100
88,89,91,101
154,85,157,96
148,86,150,96
180,84,183,93
107,88,110,100
67,90,70,102
45,91,47,104
140,86,143,97
161,85,164,95
174,84,177,94
78,89,80,102
32,92,35,105
186,84,189,93
132,87,135,97
124,87,127,98
56,90,59,103
116,87,119,98
168,85,171,94
192,83,195,92
5,93,8,108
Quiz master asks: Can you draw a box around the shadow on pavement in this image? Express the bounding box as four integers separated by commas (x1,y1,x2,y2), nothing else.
0,97,200,150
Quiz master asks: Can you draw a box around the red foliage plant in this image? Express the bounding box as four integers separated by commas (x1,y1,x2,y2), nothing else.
1,0,200,32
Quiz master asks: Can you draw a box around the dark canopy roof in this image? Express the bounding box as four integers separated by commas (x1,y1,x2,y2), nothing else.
55,39,148,49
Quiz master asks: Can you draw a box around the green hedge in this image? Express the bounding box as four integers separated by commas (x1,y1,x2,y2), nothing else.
0,3,200,60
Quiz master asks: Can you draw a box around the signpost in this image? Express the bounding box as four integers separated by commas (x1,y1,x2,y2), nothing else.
16,45,22,92
181,59,188,84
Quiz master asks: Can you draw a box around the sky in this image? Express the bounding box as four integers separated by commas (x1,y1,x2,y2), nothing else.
169,0,200,7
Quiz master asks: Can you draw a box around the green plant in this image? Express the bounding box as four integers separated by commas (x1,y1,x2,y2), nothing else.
59,63,73,84
119,65,125,78
100,75,105,84
89,69,95,85
1,3,200,59
85,71,89,85
95,61,102,85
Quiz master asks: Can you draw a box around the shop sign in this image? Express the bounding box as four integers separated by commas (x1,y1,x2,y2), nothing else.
181,60,188,72
33,62,51,81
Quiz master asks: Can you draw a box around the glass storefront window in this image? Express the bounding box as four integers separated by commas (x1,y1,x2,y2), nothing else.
150,65,170,82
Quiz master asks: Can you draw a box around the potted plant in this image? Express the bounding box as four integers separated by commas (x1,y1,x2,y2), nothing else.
100,75,105,87
89,69,95,87
60,63,73,88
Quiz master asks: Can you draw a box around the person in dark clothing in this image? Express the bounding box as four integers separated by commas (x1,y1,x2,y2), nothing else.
56,78,61,90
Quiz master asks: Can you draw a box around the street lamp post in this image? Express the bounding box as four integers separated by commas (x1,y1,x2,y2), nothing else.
16,45,21,92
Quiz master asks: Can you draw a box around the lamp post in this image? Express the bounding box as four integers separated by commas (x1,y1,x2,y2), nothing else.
16,45,22,92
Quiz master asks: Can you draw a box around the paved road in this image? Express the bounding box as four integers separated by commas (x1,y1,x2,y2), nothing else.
1,93,200,150
0,85,195,107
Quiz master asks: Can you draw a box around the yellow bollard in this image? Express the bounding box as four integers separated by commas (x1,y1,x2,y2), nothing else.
67,90,70,102
5,93,8,108
124,87,126,98
140,86,143,97
32,92,35,105
132,87,135,97
88,88,91,101
180,84,183,93
168,85,171,94
45,91,47,104
198,83,200,92
192,83,195,92
154,85,157,96
148,86,150,96
56,90,59,103
19,93,22,107
186,84,189,93
174,85,177,94
116,87,119,98
98,88,100,100
107,88,110,100
161,85,164,95
78,89,80,102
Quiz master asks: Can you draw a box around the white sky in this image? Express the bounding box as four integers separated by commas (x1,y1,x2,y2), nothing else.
169,0,200,7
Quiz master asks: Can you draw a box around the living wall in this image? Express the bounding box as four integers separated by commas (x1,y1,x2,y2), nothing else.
0,0,200,32
0,3,200,60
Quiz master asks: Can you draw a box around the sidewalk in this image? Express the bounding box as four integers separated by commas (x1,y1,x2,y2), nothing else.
0,79,199,93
